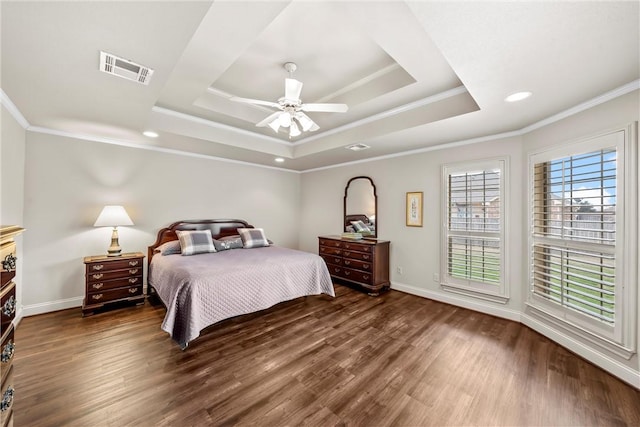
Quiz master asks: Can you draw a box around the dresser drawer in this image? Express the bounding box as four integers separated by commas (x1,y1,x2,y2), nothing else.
342,250,373,262
342,258,372,272
86,284,143,305
341,268,374,285
319,238,343,249
320,254,342,267
0,243,16,290
86,276,142,293
0,365,14,427
342,241,372,253
0,326,14,385
86,267,142,283
319,246,342,256
86,257,142,273
0,284,16,333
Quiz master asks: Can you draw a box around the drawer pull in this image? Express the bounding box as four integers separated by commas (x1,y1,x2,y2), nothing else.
92,264,104,271
344,260,351,265
363,275,370,280
2,296,16,317
344,251,351,257
129,260,139,266
92,273,104,280
363,255,370,260
129,278,138,284
92,294,103,301
128,288,138,294
129,268,139,275
2,254,16,272
363,264,370,270
344,271,350,276
334,258,340,263
0,386,14,412
92,283,104,290
334,268,341,273
1,340,14,363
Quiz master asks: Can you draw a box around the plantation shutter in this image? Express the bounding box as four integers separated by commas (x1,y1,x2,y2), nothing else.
531,149,617,324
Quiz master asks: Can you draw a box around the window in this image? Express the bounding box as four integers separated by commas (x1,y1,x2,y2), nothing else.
528,126,636,354
441,159,508,302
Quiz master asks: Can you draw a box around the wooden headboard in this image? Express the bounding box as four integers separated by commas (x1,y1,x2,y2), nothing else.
147,219,253,264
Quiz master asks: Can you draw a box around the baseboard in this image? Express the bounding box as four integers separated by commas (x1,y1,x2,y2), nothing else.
21,296,83,317
391,281,640,389
391,282,521,322
522,314,640,389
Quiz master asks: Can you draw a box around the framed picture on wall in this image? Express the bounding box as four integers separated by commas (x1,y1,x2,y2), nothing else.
406,192,423,227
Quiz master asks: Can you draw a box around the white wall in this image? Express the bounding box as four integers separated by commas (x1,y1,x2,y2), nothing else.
1,103,27,323
22,131,301,314
299,91,639,387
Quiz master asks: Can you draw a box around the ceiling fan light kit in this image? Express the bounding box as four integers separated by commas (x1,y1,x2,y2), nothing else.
230,62,348,139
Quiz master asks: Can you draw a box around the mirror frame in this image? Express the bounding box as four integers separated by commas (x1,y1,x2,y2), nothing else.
343,176,378,238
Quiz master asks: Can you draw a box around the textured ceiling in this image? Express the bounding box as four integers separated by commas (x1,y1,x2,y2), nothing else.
1,1,638,171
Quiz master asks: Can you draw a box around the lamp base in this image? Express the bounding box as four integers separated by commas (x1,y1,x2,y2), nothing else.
107,227,122,257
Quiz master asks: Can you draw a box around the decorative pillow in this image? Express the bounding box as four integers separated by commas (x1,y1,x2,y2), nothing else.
213,235,244,251
350,220,371,233
154,240,181,255
238,228,270,249
176,230,216,256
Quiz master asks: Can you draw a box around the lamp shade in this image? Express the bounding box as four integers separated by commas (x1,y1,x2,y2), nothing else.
94,205,133,227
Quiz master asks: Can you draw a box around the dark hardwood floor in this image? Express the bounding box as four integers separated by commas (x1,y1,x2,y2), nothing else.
13,285,640,426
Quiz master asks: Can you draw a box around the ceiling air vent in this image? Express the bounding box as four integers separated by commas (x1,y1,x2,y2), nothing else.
99,51,154,85
345,143,370,151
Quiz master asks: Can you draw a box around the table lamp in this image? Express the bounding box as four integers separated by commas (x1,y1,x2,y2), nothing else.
94,205,133,257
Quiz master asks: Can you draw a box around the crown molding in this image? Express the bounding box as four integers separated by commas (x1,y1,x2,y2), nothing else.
0,88,30,129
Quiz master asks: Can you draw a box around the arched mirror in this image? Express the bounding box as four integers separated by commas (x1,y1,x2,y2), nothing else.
344,176,377,238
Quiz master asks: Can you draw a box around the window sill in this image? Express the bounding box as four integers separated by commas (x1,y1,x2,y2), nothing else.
441,283,509,304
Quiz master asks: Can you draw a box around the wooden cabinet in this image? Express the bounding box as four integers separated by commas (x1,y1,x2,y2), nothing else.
83,252,145,316
1,226,23,427
318,236,390,295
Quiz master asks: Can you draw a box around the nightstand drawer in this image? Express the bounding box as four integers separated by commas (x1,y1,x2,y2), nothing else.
0,284,16,333
86,268,142,283
86,285,143,304
87,276,142,292
0,326,14,385
86,257,142,273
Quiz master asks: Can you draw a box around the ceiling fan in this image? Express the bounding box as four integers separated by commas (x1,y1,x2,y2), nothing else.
230,62,348,138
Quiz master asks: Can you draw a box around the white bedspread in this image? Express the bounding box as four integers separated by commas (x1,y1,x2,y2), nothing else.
149,246,334,348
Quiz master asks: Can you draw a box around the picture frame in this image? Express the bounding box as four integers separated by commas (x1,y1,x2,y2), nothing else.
406,191,423,227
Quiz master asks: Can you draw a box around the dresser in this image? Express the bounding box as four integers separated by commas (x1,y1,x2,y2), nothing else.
1,226,24,427
318,235,390,295
83,252,145,316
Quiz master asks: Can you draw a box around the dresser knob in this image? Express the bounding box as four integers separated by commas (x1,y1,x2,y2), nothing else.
128,288,138,294
2,254,16,272
92,264,104,271
363,255,370,260
344,271,350,276
92,273,103,280
335,268,341,273
129,261,139,266
1,340,14,363
334,258,340,263
363,264,370,269
0,386,14,412
344,260,351,265
129,278,138,284
2,296,16,317
363,275,370,280
92,294,103,300
92,283,104,290
129,269,139,275
344,251,351,257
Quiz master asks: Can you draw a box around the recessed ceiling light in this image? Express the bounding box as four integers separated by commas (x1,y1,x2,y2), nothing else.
345,143,370,151
505,91,532,102
143,131,159,138
274,157,285,163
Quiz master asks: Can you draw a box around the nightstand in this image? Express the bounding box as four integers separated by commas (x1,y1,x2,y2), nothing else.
83,252,145,316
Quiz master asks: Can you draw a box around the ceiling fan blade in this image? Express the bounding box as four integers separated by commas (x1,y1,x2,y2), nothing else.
301,103,348,113
256,111,283,127
229,96,280,109
285,78,303,101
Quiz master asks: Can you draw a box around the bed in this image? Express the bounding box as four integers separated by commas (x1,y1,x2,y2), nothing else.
147,219,335,349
